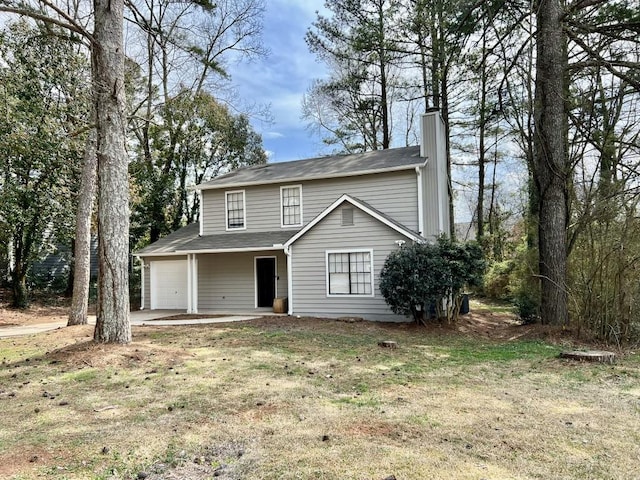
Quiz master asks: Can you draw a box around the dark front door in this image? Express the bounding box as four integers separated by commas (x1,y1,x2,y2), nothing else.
256,257,276,308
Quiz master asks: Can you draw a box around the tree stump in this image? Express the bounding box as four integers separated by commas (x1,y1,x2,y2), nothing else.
559,350,616,364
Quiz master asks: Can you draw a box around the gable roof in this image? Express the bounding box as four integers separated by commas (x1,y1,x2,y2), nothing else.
195,146,425,191
284,194,425,248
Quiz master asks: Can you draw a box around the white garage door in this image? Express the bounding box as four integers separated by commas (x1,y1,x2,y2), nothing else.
150,260,188,309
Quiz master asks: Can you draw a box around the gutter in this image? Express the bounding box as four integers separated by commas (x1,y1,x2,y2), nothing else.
134,245,286,258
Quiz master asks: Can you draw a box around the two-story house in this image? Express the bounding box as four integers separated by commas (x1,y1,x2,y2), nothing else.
135,110,450,321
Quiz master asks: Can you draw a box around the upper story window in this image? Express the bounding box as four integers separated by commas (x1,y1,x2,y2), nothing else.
326,250,373,296
225,190,246,230
281,185,303,227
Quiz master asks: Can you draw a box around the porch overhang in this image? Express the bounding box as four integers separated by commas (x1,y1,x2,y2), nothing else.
136,245,285,257
134,226,297,257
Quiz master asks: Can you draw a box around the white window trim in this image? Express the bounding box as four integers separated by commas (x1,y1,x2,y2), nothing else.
225,190,246,231
280,184,303,228
325,249,374,298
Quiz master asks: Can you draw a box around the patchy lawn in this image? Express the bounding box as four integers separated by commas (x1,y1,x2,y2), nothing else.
0,307,639,479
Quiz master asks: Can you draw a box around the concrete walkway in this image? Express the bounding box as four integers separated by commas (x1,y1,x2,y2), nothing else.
0,310,261,339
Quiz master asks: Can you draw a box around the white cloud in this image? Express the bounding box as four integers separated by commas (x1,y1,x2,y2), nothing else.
263,131,285,139
223,1,330,160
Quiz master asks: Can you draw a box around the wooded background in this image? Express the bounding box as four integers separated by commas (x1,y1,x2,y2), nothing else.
0,0,638,343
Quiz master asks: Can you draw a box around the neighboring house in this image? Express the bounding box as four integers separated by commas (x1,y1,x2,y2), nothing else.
135,110,450,321
29,237,99,288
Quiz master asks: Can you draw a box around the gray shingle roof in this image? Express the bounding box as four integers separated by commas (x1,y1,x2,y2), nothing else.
181,230,295,251
196,146,423,190
135,224,296,256
135,223,200,255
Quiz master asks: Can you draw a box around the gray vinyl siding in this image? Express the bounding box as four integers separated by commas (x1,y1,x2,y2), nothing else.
197,251,288,310
303,172,418,230
290,207,410,322
201,170,418,235
421,112,449,240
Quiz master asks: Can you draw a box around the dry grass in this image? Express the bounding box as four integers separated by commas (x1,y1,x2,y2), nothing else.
1,312,639,479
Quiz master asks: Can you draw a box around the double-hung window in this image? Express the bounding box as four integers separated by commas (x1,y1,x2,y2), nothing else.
225,190,246,230
326,250,373,296
281,185,302,227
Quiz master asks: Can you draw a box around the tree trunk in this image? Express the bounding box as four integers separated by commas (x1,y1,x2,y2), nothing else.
92,0,131,343
12,269,28,309
376,0,390,150
10,233,29,308
533,0,569,326
68,130,97,326
477,87,486,241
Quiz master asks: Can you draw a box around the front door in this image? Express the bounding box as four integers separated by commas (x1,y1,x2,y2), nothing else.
256,257,276,308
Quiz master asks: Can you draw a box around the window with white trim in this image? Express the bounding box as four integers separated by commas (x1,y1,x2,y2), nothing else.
225,190,245,230
281,185,302,227
327,251,373,296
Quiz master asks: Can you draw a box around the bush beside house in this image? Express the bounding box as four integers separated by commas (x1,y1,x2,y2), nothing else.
379,237,485,325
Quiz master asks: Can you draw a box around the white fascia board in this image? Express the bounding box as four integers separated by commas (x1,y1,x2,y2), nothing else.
193,163,424,192
179,246,284,255
284,194,424,248
136,245,287,258
133,252,189,258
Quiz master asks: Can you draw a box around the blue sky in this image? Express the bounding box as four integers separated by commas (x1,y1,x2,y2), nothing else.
228,0,329,163
225,2,526,223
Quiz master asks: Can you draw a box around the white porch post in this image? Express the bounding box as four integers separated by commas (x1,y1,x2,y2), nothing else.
285,246,293,315
192,254,198,313
187,253,193,313
139,257,145,310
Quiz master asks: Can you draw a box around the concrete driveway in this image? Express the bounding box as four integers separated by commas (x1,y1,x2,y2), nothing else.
0,310,261,338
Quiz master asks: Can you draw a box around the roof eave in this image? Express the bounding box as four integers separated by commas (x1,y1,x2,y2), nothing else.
136,245,285,257
194,163,423,191
284,194,425,248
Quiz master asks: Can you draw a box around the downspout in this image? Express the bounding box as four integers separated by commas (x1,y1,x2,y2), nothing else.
416,166,424,236
198,191,204,236
139,256,145,310
285,245,293,315
437,157,445,236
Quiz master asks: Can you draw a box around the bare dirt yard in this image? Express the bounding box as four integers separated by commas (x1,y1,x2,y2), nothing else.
1,301,639,479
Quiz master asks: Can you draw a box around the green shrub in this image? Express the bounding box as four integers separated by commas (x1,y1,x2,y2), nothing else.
483,260,514,299
513,289,539,324
379,237,485,324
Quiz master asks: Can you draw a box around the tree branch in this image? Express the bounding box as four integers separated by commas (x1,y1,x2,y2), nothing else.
567,29,640,91
0,3,94,43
